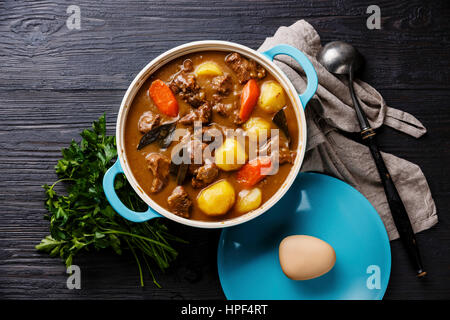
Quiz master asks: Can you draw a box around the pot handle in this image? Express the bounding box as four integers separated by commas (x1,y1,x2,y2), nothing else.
103,160,162,222
262,44,318,108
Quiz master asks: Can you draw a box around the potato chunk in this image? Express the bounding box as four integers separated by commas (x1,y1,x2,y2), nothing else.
257,81,286,113
236,188,262,214
243,117,272,141
197,180,235,216
195,62,223,77
215,137,248,171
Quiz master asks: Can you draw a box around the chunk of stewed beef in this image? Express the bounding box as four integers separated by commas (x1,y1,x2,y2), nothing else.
146,152,171,193
170,70,197,93
171,135,212,183
138,111,161,134
186,139,209,175
191,163,219,189
225,52,266,84
213,102,233,117
278,146,296,164
211,74,232,95
179,102,212,125
212,102,244,125
167,186,192,218
197,103,212,124
259,138,296,165
169,70,206,108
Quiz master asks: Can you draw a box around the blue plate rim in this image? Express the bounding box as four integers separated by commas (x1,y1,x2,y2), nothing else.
217,172,391,300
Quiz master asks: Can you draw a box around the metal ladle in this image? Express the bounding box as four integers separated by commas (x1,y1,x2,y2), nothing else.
318,41,426,277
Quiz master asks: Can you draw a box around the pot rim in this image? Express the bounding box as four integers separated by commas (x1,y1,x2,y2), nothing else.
116,40,308,228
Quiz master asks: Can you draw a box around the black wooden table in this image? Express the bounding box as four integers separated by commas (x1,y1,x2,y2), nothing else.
1,0,449,300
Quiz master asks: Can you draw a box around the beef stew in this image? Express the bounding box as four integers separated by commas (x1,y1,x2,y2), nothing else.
124,51,300,222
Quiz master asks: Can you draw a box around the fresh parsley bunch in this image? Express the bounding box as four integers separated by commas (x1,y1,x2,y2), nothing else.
36,114,184,287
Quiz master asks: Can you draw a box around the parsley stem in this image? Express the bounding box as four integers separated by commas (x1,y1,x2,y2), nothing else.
49,178,75,190
103,230,176,253
142,254,161,288
126,239,144,287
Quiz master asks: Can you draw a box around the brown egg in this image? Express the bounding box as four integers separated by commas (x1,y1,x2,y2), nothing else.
279,235,336,280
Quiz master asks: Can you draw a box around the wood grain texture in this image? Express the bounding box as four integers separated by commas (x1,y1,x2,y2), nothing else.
0,0,449,300
1,0,449,90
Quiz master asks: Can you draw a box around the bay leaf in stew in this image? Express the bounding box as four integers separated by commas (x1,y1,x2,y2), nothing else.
159,123,177,149
272,107,291,144
176,163,189,185
137,122,177,150
169,146,189,185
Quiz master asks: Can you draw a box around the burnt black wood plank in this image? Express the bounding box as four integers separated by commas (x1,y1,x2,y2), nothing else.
0,0,449,90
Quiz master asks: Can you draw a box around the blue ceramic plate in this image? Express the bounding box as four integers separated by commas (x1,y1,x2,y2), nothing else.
217,172,391,300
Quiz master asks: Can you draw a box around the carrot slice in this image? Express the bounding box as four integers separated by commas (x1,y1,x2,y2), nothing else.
236,157,272,187
149,79,179,117
239,79,259,122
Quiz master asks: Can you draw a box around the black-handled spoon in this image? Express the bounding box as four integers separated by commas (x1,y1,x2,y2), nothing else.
317,41,426,277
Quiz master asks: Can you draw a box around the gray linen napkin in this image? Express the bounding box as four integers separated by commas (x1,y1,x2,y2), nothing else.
258,20,437,240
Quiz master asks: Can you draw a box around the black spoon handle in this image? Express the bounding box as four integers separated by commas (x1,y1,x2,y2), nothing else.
364,132,426,277
348,71,426,277
349,69,371,131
